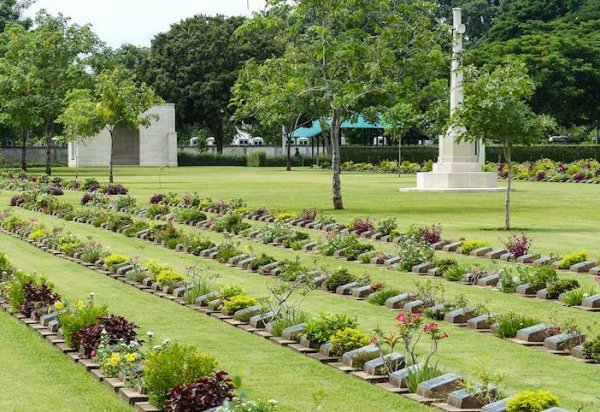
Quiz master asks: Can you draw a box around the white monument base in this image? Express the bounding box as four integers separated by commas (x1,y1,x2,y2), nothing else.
402,171,504,192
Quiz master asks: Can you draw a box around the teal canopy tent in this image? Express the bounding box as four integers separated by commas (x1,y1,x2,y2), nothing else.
292,116,387,138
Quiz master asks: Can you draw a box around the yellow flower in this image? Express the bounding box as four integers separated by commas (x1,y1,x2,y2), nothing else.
75,300,85,310
108,353,121,366
124,353,138,363
54,301,64,311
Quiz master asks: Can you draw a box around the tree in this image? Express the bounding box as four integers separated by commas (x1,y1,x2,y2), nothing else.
241,0,446,209
0,23,41,170
146,15,280,153
468,0,600,127
56,89,102,178
231,57,317,171
0,0,34,32
60,67,160,183
452,61,555,230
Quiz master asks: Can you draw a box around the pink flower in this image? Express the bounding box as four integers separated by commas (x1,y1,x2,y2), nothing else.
370,337,378,345
423,322,438,334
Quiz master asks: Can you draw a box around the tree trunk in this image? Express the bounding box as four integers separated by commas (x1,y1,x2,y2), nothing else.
109,131,115,183
21,131,27,171
286,129,292,171
45,120,53,176
504,144,512,231
331,109,343,210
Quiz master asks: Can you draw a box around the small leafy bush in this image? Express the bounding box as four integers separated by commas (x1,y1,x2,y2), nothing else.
558,250,588,269
323,268,356,292
547,279,580,294
73,314,138,358
175,208,207,223
212,213,251,234
506,390,559,412
219,285,245,301
494,312,541,339
529,266,558,289
156,269,186,288
58,301,109,348
144,342,218,408
351,216,374,234
248,254,276,271
344,243,375,261
375,217,397,236
329,327,370,356
222,295,259,315
418,224,442,245
103,254,130,269
443,265,469,282
460,240,490,255
304,313,358,345
164,371,234,412
18,282,61,317
396,234,434,271
560,287,598,306
278,257,309,281
504,232,532,257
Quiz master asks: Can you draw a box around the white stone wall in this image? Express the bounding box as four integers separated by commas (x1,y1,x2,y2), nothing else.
68,104,178,168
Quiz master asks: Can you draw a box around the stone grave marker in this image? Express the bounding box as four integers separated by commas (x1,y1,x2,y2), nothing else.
481,397,511,412
515,283,539,296
442,242,462,252
516,254,540,264
543,332,584,351
486,249,508,259
533,256,554,266
403,299,425,313
352,285,373,299
196,291,219,306
466,313,499,331
582,294,600,311
249,311,273,329
536,288,559,300
336,282,358,295
470,246,493,257
569,261,596,273
281,323,307,341
233,305,263,322
416,373,462,399
477,274,499,287
514,324,552,344
412,262,434,273
445,307,477,324
446,387,494,410
341,344,379,368
363,353,404,376
390,363,422,388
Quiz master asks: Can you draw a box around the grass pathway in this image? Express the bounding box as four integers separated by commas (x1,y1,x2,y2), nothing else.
1,210,599,409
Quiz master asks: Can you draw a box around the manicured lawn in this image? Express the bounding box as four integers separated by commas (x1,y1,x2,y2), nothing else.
0,231,430,412
0,310,132,412
35,165,600,256
3,206,600,409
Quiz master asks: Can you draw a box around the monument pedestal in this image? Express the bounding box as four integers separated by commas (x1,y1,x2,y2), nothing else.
407,171,502,192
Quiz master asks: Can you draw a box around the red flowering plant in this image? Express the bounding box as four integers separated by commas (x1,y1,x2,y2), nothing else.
503,232,532,258
351,217,374,235
372,312,449,376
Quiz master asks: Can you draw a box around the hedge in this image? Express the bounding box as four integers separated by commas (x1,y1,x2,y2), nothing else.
177,145,600,166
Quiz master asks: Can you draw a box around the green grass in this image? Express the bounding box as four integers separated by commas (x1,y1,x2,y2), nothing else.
3,206,600,410
0,310,132,412
32,165,600,257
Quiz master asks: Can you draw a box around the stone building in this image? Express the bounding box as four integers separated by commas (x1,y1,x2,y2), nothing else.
68,104,178,168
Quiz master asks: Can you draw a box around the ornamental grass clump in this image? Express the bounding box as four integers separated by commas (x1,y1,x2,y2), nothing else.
493,312,541,339
269,309,310,337
559,286,599,306
144,341,219,408
367,287,401,306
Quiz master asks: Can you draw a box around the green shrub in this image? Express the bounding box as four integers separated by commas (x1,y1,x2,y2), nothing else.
344,243,375,261
222,295,259,315
460,240,490,255
323,268,357,292
444,265,469,282
583,335,600,362
175,208,207,223
434,258,459,276
146,204,171,218
375,217,397,236
143,342,218,408
494,312,541,339
145,260,172,276
506,390,560,412
248,254,277,271
560,287,598,306
547,279,580,294
329,327,370,356
156,269,186,287
304,313,358,345
498,266,533,293
279,257,310,282
212,213,250,234
396,234,434,271
58,302,109,348
247,151,267,167
219,285,245,301
103,254,130,269
558,250,588,269
367,288,400,306
529,266,558,289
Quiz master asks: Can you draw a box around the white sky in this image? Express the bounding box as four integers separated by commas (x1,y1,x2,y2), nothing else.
26,0,266,48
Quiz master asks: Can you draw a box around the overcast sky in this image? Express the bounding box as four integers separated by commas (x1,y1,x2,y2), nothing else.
26,0,266,48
